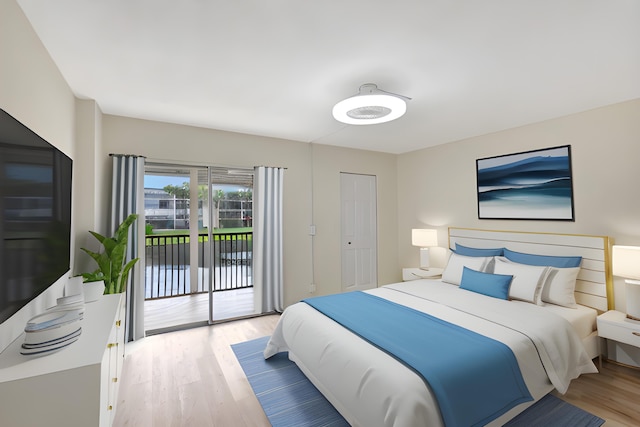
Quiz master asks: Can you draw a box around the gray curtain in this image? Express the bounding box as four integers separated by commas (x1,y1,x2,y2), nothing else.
111,154,145,341
253,166,285,313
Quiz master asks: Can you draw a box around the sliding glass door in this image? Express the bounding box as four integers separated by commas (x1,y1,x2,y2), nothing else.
206,167,255,323
143,163,255,334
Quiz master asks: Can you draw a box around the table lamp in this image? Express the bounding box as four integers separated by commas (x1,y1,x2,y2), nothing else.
412,229,438,270
612,245,640,321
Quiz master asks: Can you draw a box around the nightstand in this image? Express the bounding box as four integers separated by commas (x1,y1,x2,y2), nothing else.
402,267,444,281
597,310,640,367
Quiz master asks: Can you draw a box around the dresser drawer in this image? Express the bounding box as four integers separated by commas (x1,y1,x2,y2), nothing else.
598,318,640,348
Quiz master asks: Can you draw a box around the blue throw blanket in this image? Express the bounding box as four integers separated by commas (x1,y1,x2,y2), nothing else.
303,291,532,427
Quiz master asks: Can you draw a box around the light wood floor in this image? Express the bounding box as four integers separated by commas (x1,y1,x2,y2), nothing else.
114,314,280,427
114,315,640,427
551,361,640,427
144,288,255,333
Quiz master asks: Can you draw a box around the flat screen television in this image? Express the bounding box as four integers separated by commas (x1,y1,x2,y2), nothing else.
0,109,72,325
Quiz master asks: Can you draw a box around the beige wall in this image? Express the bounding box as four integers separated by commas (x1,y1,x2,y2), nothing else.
0,0,77,348
310,144,399,294
0,0,75,157
74,99,108,274
102,115,398,306
397,98,640,313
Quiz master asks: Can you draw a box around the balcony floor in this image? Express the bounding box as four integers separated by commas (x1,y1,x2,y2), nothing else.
144,287,254,334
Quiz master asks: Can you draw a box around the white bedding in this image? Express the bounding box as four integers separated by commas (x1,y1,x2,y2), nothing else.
264,280,598,427
539,302,597,340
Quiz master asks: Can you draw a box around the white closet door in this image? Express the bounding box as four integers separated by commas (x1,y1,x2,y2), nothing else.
340,173,377,292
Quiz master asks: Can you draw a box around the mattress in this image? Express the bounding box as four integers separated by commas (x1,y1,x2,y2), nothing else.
539,302,597,340
264,280,598,427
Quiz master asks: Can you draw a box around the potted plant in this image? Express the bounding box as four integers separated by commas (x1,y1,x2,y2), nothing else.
80,213,140,296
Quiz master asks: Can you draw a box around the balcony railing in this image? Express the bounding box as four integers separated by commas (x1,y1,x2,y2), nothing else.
145,231,252,300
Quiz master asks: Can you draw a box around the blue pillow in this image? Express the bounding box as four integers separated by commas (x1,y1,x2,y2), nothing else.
459,266,512,300
503,248,582,268
454,244,504,257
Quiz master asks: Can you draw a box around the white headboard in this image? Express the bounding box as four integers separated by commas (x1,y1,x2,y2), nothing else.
448,227,613,312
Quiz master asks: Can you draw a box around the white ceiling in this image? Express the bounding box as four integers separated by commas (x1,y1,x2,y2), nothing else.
16,0,640,154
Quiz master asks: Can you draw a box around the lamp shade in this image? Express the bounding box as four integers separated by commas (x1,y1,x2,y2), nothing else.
412,229,438,247
612,245,640,280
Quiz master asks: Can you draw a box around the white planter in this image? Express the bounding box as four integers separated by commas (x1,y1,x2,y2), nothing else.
84,280,105,302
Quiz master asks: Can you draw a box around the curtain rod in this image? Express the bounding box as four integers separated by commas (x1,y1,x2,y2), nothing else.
111,155,286,170
109,153,146,158
255,165,288,170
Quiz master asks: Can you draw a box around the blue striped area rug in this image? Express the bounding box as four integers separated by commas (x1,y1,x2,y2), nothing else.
231,336,605,427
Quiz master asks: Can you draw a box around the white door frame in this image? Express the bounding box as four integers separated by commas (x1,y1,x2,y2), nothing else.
340,172,377,292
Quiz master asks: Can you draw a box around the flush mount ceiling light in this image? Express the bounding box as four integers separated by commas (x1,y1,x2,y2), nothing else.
332,83,411,125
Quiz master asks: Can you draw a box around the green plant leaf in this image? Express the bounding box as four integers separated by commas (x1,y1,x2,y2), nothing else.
88,230,107,245
81,270,105,283
79,213,139,294
101,237,118,258
80,248,111,277
119,258,140,293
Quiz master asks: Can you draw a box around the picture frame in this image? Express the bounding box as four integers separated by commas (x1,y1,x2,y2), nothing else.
476,145,575,221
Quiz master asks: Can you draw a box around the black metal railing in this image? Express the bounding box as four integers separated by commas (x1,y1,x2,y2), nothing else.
145,231,253,300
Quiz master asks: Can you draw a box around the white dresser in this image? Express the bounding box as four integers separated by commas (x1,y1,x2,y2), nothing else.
0,293,125,426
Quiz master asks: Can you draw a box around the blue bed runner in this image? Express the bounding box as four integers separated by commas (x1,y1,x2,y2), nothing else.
303,291,532,427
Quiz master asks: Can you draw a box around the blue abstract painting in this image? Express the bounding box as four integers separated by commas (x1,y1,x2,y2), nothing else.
476,145,574,220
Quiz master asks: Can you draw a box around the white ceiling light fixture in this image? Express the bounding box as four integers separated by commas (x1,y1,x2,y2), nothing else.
332,83,411,125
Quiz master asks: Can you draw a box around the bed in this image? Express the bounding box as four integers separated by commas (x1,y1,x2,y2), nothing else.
264,228,613,427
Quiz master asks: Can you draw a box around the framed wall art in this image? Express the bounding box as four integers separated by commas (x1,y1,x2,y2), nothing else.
476,145,575,221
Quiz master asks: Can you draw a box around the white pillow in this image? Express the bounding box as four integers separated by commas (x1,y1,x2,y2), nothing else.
493,257,549,304
540,267,580,308
441,252,492,286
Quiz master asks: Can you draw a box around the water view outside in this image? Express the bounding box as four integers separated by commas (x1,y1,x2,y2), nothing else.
145,231,252,299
